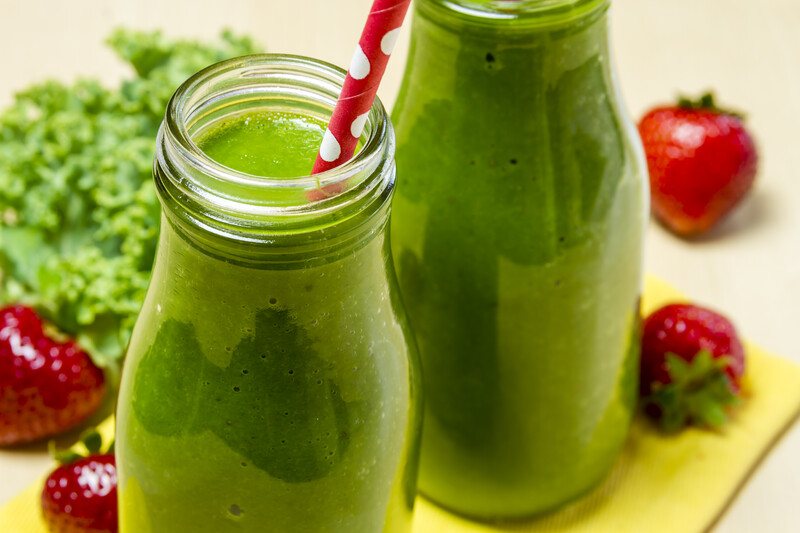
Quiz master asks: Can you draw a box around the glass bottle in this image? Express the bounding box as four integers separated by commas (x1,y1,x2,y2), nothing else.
391,0,646,518
116,55,421,532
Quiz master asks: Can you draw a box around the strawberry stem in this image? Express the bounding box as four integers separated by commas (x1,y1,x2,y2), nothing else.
678,92,716,110
676,91,744,119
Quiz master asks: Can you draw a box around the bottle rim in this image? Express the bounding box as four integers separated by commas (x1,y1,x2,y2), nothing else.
157,54,394,222
419,0,608,29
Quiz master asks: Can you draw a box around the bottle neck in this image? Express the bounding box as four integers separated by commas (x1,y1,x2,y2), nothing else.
155,208,393,280
399,0,616,114
393,0,634,255
418,0,610,30
155,54,396,265
415,0,611,45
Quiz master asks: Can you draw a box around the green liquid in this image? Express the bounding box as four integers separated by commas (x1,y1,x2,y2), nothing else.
197,111,324,177
117,111,420,532
390,0,645,518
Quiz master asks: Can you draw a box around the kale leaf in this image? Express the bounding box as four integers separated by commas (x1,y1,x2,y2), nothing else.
0,29,260,374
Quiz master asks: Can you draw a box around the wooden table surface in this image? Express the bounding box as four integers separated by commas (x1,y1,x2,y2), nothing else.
1,1,798,531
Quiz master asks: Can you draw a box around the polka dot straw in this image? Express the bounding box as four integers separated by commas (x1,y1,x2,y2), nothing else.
311,0,412,194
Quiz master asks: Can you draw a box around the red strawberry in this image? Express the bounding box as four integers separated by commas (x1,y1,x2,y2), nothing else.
638,93,758,236
641,303,746,431
42,453,117,533
0,305,106,446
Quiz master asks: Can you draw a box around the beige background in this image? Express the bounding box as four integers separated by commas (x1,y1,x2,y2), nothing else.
1,0,798,531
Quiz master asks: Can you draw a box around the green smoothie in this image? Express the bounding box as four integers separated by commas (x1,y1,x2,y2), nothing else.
117,57,420,532
197,111,326,177
390,0,646,518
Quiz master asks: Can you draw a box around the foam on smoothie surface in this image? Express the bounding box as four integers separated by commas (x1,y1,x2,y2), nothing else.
196,111,326,178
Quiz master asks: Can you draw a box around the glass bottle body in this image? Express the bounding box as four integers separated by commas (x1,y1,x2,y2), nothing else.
116,55,421,533
391,0,646,518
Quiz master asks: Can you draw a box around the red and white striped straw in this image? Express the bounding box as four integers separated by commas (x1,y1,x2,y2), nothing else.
310,0,412,196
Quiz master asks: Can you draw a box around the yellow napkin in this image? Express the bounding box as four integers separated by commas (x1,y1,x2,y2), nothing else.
2,278,799,533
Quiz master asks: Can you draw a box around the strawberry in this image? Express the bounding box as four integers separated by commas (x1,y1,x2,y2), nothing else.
640,303,745,431
42,430,117,533
0,305,106,446
638,92,758,236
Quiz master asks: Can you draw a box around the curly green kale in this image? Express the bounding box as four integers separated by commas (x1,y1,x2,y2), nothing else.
0,29,260,373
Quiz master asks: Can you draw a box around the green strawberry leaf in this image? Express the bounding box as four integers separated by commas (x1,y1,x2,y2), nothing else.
49,426,113,464
644,350,740,432
49,440,83,465
80,428,103,455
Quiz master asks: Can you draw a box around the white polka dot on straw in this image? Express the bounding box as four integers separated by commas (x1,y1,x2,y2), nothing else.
349,45,371,80
380,28,401,55
350,112,370,138
319,129,342,162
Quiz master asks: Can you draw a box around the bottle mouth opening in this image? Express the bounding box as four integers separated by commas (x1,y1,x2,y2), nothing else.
158,54,392,218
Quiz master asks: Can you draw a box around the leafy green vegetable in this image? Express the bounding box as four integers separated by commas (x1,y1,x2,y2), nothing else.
0,29,260,374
